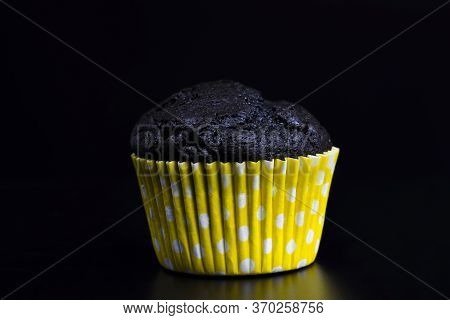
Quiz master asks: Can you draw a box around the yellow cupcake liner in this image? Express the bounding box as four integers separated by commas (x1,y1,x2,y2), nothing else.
131,147,339,276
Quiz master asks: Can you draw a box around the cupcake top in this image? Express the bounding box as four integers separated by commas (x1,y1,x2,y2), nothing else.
130,80,332,162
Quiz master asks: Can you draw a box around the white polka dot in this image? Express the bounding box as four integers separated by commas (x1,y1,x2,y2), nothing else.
295,211,305,226
165,206,174,221
281,161,287,174
321,183,330,197
276,213,284,229
193,244,203,259
310,157,319,167
327,154,335,169
184,186,193,198
140,184,147,198
286,239,296,254
256,206,265,221
315,170,325,185
199,213,209,229
238,193,247,208
286,239,297,254
221,174,230,188
217,239,229,254
263,238,272,254
311,199,319,214
306,229,314,244
272,266,283,273
171,183,180,197
223,208,230,220
163,258,173,270
286,187,297,202
148,207,154,219
272,186,278,196
253,175,260,190
264,160,274,170
315,239,321,254
172,239,183,253
297,258,307,268
153,238,160,252
236,163,245,175
318,215,324,225
239,258,255,273
238,226,249,241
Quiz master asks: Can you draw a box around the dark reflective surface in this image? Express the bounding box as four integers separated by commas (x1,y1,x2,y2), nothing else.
1,178,448,299
149,264,349,300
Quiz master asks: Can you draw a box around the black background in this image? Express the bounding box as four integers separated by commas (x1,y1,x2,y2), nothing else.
1,0,449,299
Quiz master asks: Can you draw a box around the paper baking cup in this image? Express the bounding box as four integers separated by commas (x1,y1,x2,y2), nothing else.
131,147,339,275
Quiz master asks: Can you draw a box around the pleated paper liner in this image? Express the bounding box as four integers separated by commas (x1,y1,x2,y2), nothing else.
131,147,339,276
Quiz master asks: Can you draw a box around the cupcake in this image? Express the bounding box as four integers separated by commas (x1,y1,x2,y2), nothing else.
130,81,339,275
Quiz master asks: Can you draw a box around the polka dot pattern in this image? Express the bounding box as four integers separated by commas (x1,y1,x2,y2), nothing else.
276,213,284,229
315,170,325,185
252,175,260,190
272,185,278,196
318,215,324,225
272,266,283,273
184,185,193,198
321,183,330,197
286,239,296,254
149,207,154,219
315,239,321,254
238,226,249,241
286,187,297,202
311,199,320,214
217,239,229,254
172,239,183,253
193,244,203,259
171,183,180,197
163,258,173,270
199,213,209,229
221,174,231,188
223,207,230,220
240,258,255,273
256,206,265,221
297,258,307,268
236,162,245,175
306,229,314,244
263,238,272,254
153,238,160,252
131,147,339,275
165,206,174,221
159,176,167,187
238,193,247,208
295,211,305,227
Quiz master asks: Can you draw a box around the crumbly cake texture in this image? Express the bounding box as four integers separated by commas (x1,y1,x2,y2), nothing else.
130,80,332,162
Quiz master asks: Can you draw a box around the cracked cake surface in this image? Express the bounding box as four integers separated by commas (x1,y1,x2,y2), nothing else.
130,80,332,162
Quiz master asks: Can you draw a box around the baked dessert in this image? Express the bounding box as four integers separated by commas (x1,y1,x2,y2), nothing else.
130,80,332,162
131,81,339,275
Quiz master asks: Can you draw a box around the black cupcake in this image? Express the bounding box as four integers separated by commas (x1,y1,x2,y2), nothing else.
131,81,339,275
131,80,332,162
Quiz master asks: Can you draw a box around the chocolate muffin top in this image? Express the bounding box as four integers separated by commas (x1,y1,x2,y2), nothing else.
130,81,332,162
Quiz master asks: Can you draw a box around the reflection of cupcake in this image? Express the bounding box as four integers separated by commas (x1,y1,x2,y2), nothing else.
131,81,339,275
